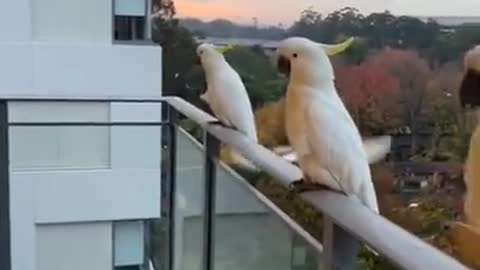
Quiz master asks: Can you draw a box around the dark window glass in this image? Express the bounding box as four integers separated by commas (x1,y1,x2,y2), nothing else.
114,16,145,40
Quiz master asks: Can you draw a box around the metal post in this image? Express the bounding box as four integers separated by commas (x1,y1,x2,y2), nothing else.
202,132,220,270
0,101,10,270
322,216,358,270
160,103,178,270
145,0,153,40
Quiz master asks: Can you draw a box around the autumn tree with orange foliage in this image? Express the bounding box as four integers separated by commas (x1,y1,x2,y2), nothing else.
368,48,433,154
335,61,401,135
254,97,288,147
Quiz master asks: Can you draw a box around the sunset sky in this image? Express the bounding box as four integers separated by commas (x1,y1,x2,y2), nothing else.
175,0,480,26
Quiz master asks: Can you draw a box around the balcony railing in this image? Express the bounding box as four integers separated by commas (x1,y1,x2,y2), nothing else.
0,96,470,270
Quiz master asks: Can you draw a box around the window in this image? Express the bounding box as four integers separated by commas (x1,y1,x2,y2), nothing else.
113,221,148,269
114,16,146,41
113,0,151,41
36,223,112,270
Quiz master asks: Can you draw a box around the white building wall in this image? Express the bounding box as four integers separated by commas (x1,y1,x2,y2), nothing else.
9,102,111,169
35,222,113,270
32,0,112,44
9,174,35,270
0,44,34,93
0,0,32,42
0,43,162,98
9,101,161,270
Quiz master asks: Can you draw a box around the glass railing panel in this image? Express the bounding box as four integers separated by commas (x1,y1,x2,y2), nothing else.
172,128,206,270
213,163,323,270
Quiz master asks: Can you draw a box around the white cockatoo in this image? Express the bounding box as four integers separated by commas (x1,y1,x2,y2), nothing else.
276,37,390,214
195,43,257,170
459,45,480,229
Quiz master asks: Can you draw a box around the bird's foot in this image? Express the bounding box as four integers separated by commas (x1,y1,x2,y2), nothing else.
288,178,334,193
206,120,227,127
206,120,239,132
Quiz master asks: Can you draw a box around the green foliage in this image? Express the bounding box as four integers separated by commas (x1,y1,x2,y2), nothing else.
224,47,287,108
180,18,286,40
152,5,199,99
254,175,324,240
422,100,474,162
288,7,479,65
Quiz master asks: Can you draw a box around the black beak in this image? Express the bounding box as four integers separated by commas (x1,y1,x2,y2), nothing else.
459,69,480,110
277,55,291,75
194,55,201,65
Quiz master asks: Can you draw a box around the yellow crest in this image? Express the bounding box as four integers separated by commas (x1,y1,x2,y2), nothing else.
214,43,236,54
320,37,355,56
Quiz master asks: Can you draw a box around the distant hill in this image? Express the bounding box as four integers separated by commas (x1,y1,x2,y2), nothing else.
179,18,286,40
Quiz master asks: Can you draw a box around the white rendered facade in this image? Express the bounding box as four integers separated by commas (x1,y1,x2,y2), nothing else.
0,0,162,269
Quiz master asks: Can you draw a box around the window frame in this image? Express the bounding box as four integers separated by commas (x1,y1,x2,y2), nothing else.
112,0,152,42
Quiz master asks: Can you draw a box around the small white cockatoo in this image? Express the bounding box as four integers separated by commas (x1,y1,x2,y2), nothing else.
276,37,391,214
195,43,257,170
459,45,480,229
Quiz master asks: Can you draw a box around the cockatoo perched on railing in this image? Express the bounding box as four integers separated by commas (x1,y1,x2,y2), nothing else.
195,43,257,171
459,45,480,229
276,37,391,214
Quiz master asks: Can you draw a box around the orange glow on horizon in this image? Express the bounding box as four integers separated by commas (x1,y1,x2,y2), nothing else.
174,0,303,25
175,1,249,22
173,0,480,26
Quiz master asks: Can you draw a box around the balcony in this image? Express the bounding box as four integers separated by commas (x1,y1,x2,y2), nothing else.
0,97,470,270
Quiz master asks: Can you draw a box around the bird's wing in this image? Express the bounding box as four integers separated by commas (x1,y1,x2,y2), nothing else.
304,98,372,198
210,72,258,142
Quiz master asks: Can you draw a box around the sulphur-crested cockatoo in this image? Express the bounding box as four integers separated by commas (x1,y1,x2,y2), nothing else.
276,37,390,214
195,43,257,170
460,45,480,229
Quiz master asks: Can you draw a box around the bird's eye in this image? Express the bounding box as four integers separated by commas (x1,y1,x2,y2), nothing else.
293,53,298,58
199,51,204,55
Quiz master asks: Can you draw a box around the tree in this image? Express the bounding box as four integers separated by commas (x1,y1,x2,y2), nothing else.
288,7,325,41
152,0,198,99
394,17,441,51
425,63,472,162
223,47,287,108
254,97,288,147
335,61,400,134
368,48,432,154
322,7,365,41
180,18,286,40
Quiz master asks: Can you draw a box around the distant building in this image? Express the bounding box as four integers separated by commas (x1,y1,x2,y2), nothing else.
388,123,437,162
394,162,460,193
417,16,480,33
418,16,480,27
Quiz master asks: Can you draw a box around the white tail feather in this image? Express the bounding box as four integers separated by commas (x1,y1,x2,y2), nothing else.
230,150,258,172
363,136,392,164
273,136,392,165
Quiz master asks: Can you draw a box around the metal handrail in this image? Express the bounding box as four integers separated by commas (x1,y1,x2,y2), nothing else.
0,96,469,270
